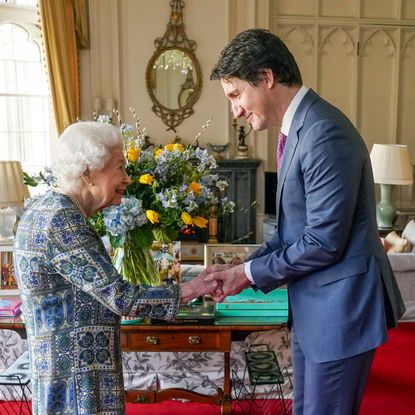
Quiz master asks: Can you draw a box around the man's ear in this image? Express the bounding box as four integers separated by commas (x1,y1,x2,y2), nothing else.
261,68,275,89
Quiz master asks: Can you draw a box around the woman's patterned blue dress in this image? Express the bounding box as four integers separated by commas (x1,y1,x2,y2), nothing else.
13,191,180,414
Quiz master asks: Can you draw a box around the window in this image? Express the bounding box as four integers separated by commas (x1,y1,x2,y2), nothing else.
0,0,56,174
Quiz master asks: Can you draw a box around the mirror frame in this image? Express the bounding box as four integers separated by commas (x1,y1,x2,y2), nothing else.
145,0,202,132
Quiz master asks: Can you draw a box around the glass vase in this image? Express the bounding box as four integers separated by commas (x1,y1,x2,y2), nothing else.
112,242,160,286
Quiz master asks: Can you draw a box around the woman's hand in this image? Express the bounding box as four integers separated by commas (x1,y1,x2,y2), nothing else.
179,272,223,304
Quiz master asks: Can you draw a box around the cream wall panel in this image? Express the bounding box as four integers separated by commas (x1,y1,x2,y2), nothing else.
276,25,317,89
358,28,398,150
402,0,415,20
274,0,315,17
89,0,121,113
361,0,399,19
318,26,357,122
398,30,415,158
320,0,358,18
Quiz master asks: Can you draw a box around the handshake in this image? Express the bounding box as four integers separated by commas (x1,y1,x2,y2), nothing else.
180,263,251,304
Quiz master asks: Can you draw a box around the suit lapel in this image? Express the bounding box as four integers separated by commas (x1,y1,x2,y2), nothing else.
275,89,319,225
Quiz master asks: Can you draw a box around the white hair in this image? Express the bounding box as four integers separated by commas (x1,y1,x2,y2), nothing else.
53,121,123,192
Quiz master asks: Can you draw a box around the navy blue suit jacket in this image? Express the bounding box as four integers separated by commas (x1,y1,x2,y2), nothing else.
250,89,405,363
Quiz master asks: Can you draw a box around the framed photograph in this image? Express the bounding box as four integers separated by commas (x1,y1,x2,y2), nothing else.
204,244,260,268
0,242,19,295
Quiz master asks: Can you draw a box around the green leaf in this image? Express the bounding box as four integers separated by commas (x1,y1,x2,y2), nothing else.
129,227,154,247
89,212,106,236
23,172,39,187
152,228,178,243
109,234,124,248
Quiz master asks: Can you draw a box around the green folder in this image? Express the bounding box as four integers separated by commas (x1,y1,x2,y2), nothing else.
215,287,288,317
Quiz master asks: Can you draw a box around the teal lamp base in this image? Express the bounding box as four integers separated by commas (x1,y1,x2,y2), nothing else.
376,183,396,230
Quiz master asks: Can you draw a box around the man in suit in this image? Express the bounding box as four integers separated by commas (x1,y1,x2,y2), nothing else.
202,29,405,415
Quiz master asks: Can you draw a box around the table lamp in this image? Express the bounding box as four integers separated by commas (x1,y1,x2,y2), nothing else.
0,161,30,240
370,144,413,230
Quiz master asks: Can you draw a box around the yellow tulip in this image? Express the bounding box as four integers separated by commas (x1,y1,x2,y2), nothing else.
139,173,154,185
146,210,159,224
154,148,163,158
173,143,184,152
181,212,193,225
164,143,184,152
193,216,208,228
188,181,202,194
127,147,139,162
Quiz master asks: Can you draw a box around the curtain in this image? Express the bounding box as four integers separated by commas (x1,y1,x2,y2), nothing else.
38,0,89,134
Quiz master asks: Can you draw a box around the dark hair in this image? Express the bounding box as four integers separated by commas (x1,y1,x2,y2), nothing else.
210,28,302,86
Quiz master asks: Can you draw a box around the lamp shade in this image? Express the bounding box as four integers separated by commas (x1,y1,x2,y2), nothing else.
0,161,30,207
370,144,413,185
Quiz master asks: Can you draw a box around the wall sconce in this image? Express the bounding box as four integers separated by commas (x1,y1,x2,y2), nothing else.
0,161,30,240
370,144,413,230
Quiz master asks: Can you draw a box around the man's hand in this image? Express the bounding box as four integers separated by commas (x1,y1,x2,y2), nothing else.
179,272,222,304
198,263,251,302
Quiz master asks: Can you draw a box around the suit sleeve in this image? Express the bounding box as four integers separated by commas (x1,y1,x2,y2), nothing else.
248,238,283,260
251,119,363,292
47,207,180,319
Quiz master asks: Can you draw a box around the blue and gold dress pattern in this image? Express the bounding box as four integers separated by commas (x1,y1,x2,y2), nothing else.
14,191,180,414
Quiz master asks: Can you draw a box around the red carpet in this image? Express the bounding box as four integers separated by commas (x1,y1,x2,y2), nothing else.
2,323,414,414
359,322,415,415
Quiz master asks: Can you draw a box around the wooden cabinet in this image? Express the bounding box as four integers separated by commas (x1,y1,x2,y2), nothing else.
0,241,18,296
215,159,261,244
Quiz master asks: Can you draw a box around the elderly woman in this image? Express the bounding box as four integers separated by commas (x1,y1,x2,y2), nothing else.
13,121,218,415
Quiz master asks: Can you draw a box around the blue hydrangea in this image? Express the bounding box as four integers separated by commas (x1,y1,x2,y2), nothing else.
103,196,147,237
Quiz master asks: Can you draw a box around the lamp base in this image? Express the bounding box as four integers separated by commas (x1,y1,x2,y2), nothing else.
0,207,17,241
376,184,396,230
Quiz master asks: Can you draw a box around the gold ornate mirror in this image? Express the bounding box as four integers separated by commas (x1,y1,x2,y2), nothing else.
146,0,202,132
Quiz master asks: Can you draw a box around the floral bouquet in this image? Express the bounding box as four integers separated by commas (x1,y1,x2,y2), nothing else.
92,111,235,285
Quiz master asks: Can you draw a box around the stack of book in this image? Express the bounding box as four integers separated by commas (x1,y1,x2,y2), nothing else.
215,287,288,319
0,297,22,317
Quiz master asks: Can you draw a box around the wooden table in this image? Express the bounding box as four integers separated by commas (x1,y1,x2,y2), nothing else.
0,315,286,415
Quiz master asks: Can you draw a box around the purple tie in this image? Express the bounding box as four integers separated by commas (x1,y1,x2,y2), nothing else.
277,132,287,173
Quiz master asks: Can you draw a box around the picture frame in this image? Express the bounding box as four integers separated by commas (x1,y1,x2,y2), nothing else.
0,242,19,296
204,244,261,268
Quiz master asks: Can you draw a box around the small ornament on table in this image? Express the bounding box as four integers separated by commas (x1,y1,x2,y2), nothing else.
207,143,230,160
172,135,182,144
233,119,252,159
141,134,155,150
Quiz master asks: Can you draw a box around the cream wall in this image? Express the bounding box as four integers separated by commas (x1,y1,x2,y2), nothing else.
81,0,231,148
80,0,274,164
79,0,415,241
